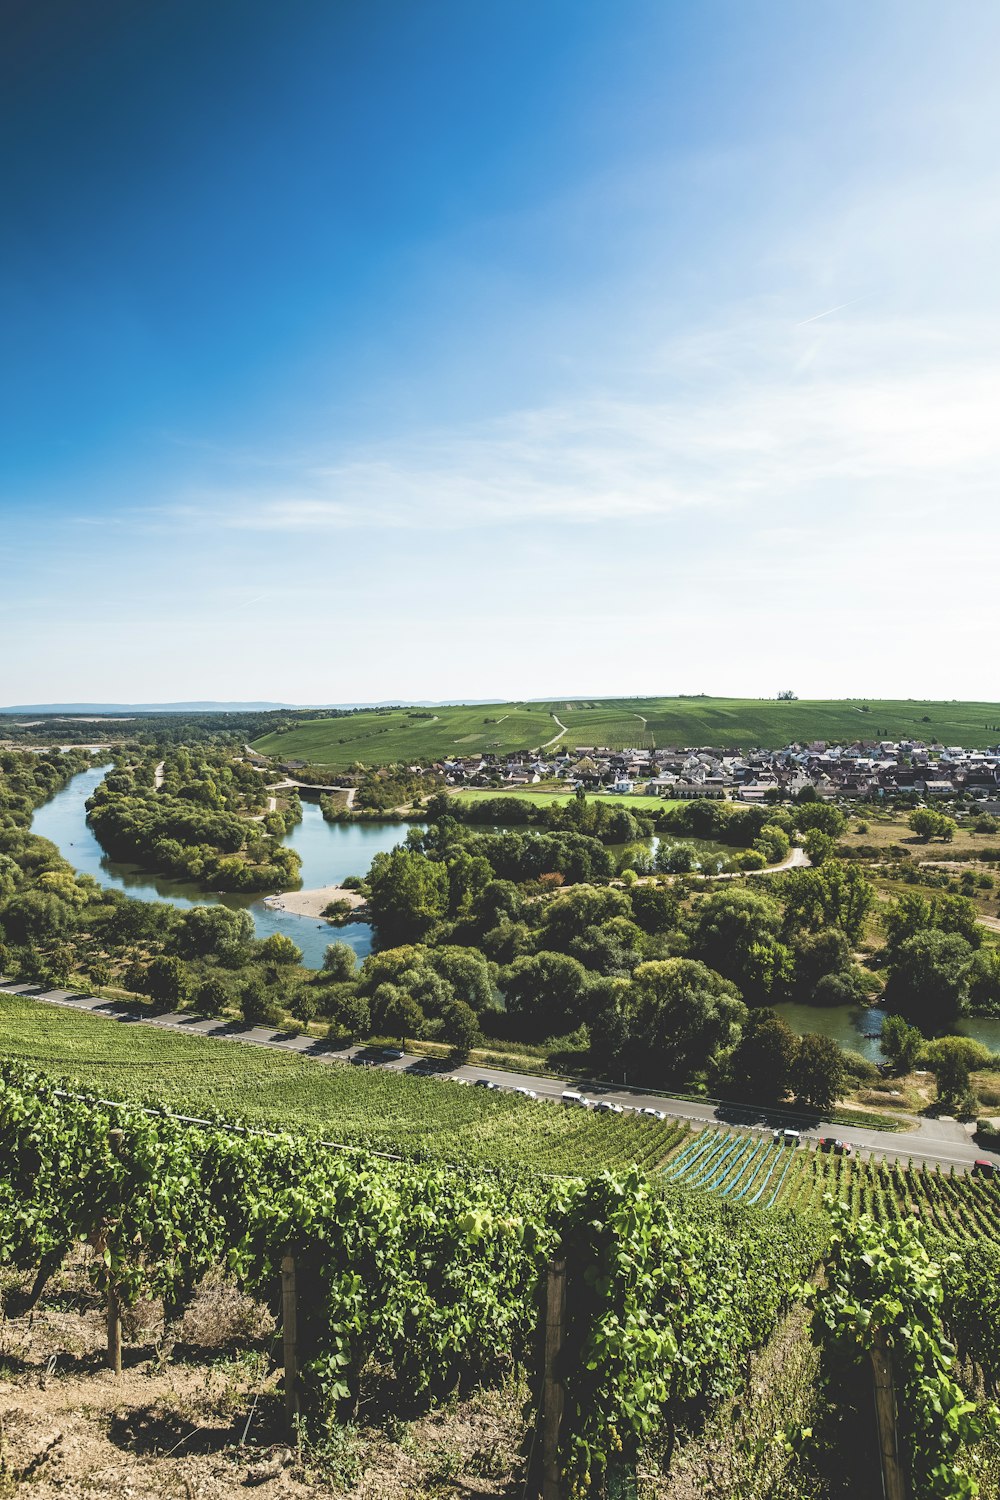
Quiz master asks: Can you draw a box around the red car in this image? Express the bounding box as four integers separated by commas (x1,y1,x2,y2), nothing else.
818,1137,853,1156
972,1159,998,1176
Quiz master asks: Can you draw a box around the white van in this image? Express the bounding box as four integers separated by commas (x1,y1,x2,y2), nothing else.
772,1128,801,1146
561,1090,592,1108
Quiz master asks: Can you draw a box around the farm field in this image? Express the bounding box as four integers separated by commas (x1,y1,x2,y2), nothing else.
0,994,685,1178
252,696,1000,768
662,1126,1000,1236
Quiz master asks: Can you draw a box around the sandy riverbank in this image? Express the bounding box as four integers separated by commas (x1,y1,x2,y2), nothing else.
262,884,367,920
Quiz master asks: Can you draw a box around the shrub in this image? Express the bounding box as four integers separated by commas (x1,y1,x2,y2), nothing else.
240,983,284,1027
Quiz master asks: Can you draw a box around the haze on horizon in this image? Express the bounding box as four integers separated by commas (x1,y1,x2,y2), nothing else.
3,1,999,706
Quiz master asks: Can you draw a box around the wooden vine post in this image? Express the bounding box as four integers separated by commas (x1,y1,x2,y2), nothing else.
282,1251,301,1435
541,1257,567,1500
106,1128,124,1375
870,1326,907,1500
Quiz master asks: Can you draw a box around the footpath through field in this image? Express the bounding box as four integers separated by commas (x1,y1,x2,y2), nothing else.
1,979,994,1174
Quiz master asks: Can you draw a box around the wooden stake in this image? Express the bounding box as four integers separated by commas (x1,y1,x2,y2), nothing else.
871,1326,907,1500
541,1257,567,1500
282,1253,300,1434
107,1129,124,1375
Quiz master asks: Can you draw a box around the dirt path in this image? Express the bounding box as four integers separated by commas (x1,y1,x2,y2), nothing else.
152,761,165,790
703,845,811,880
542,713,568,748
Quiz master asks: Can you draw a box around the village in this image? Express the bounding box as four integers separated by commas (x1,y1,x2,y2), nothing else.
422,737,1000,806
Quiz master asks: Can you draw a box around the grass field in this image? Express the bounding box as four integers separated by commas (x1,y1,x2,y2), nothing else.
252,696,1000,768
451,788,679,810
0,995,685,1177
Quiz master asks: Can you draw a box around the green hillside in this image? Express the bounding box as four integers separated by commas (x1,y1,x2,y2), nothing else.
251,696,1000,768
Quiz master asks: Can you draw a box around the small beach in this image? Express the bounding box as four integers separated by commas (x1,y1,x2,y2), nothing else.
263,883,368,920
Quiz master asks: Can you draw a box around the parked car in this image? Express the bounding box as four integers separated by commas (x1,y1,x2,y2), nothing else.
818,1137,853,1156
641,1107,667,1120
377,1047,405,1062
596,1100,624,1115
474,1078,500,1090
973,1159,999,1176
561,1090,593,1109
513,1086,538,1100
772,1128,802,1146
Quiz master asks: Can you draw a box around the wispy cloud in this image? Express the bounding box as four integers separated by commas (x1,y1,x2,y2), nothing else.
153,305,1000,541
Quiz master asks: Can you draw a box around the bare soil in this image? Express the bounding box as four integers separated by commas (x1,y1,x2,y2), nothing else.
0,1267,527,1500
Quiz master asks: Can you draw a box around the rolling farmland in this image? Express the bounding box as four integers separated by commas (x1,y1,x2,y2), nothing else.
251,696,1000,768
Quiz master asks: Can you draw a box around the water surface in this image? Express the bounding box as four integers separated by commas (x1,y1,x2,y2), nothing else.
31,768,420,968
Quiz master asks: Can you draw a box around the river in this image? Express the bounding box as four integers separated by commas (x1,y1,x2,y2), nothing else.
30,768,419,969
31,770,1000,1054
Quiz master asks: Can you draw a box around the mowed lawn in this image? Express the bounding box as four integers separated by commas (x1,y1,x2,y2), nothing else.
452,788,680,811
0,995,686,1178
252,697,1000,768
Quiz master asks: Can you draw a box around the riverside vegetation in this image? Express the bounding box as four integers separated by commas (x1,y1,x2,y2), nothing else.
8,748,1000,1492
5,749,1000,1117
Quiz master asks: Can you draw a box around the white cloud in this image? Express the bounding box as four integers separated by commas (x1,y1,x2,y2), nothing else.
159,302,1000,543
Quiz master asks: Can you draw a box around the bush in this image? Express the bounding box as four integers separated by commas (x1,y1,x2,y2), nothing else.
240,983,284,1027
195,976,230,1016
840,1049,880,1084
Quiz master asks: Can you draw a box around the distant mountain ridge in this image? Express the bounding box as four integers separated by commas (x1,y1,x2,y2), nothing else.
0,700,496,714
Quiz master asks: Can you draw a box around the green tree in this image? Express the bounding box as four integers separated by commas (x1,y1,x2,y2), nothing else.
781,862,874,943
439,997,481,1060
257,932,303,965
501,951,593,1037
323,941,358,980
688,886,791,1003
620,958,746,1083
880,1014,923,1075
194,976,230,1016
141,954,190,1008
753,824,790,866
790,1032,845,1112
802,828,836,865
175,904,254,961
430,945,497,1012
240,981,283,1027
372,985,425,1042
795,802,846,837
724,1008,797,1102
367,848,449,943
925,1036,976,1113
791,927,853,992
884,929,973,1029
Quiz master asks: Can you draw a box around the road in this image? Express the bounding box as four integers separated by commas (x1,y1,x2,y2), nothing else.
3,980,996,1175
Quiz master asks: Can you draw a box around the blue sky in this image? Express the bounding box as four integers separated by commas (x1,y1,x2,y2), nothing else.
3,1,999,705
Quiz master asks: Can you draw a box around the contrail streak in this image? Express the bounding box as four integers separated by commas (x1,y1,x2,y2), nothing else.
796,296,866,327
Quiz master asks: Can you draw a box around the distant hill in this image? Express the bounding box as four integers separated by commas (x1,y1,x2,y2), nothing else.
250,695,1000,769
0,699,496,714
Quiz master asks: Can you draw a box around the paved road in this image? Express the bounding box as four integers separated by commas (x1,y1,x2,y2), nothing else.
3,980,997,1174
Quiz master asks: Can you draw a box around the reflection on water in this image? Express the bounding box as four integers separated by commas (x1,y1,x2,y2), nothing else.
30,767,421,970
33,771,1000,1047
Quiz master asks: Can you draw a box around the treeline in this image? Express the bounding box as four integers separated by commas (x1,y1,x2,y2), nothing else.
441,790,848,871
0,709,304,747
320,766,445,819
86,746,301,892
